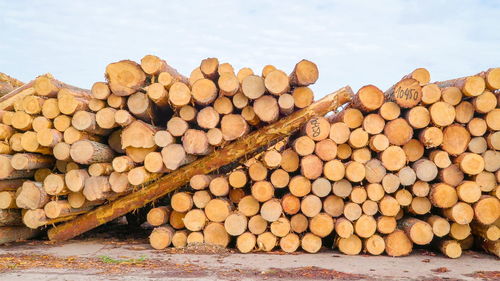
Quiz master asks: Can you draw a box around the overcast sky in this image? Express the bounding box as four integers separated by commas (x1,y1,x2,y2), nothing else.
1,0,499,97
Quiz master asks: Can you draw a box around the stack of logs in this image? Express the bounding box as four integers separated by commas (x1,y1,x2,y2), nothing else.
146,67,500,258
0,56,319,237
0,72,24,97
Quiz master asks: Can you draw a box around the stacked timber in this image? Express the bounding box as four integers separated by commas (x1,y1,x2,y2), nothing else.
0,56,320,239
0,72,24,97
146,67,500,258
0,75,41,243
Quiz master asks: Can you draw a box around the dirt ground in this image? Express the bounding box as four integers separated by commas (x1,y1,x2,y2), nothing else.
0,236,498,281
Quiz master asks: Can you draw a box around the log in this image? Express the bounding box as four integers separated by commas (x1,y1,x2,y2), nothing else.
204,222,230,248
44,200,91,219
366,183,384,201
455,152,485,175
364,234,385,255
406,106,429,129
187,231,204,245
70,140,115,165
209,176,230,197
363,113,385,134
400,218,433,245
193,190,211,208
87,98,107,114
352,85,384,112
380,146,406,171
421,84,441,105
441,124,471,155
192,78,218,105
419,127,443,148
473,91,497,114
0,209,22,226
200,57,219,80
439,164,464,187
144,152,167,173
289,59,319,86
83,176,112,201
377,216,396,234
430,183,458,208
183,209,206,231
379,102,400,121
278,93,295,115
221,114,249,141
379,195,400,216
412,159,438,182
10,153,54,170
251,181,274,202
0,179,24,192
315,139,337,161
449,223,471,240
301,233,322,253
48,87,353,240
384,229,413,257
265,70,289,96
337,234,362,255
105,60,146,96
426,215,450,237
253,95,279,123
436,240,462,259
261,199,282,222
292,87,314,109
218,73,240,96
429,101,456,127
109,172,130,193
53,115,70,132
182,129,211,155
435,75,485,97
248,215,268,235
0,226,39,244
385,78,422,108
444,202,474,224
455,101,474,124
479,67,500,90
31,115,53,133
128,166,160,186
11,111,33,131
329,108,363,128
473,196,500,225
354,214,376,238
242,75,265,99
237,67,254,83
384,118,413,146
149,225,174,250
280,233,300,253
343,202,362,221
44,173,68,195
57,89,91,115
90,82,110,100
23,209,74,229
224,212,248,236
22,95,44,115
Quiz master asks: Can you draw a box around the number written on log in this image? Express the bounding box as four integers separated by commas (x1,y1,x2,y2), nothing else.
391,78,422,108
310,118,321,138
395,86,419,101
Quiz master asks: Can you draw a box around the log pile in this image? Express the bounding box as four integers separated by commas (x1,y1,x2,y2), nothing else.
145,67,500,258
0,72,24,97
0,58,498,259
0,56,324,242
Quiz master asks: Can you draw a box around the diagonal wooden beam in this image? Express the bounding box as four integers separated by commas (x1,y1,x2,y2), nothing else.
47,86,353,241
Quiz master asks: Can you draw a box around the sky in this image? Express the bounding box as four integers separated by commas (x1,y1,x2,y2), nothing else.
0,0,499,97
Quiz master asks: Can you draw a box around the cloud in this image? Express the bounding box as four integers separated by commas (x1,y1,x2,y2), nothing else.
0,0,499,97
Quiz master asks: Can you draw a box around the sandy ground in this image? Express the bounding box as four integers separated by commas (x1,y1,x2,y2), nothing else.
0,239,498,281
